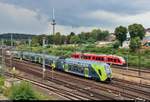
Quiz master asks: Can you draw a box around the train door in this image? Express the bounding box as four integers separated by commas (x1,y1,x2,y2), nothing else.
84,67,89,78
64,63,69,72
56,59,64,70
38,57,42,64
34,56,37,62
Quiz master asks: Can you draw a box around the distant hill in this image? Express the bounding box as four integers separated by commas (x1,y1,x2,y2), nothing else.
0,33,35,40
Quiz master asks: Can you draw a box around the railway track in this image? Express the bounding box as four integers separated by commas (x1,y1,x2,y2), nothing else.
112,65,150,74
5,58,150,101
4,72,88,100
5,59,122,100
111,65,150,85
11,61,121,100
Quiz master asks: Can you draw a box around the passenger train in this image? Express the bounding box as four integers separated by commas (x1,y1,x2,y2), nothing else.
12,51,112,82
71,53,126,66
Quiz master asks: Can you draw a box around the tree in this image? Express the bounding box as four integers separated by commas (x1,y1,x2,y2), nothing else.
128,23,145,40
99,30,110,41
66,32,76,44
53,32,62,45
47,35,54,44
78,32,89,43
61,35,67,44
91,29,101,40
9,81,38,100
87,37,96,44
115,26,127,46
70,35,80,44
70,32,75,36
31,36,40,46
129,37,141,52
113,40,120,49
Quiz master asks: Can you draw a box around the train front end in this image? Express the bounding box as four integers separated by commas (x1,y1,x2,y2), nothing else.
91,62,112,82
104,64,112,82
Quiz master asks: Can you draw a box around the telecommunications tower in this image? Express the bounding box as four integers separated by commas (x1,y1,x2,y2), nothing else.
51,8,56,36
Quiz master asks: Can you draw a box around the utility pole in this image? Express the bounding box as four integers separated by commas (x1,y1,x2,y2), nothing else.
42,37,46,79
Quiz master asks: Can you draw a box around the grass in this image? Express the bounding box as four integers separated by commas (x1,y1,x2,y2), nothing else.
34,91,55,100
3,81,54,100
0,76,5,93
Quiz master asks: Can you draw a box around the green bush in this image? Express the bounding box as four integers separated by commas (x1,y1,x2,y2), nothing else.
9,81,38,100
113,41,120,49
3,87,11,97
0,77,5,93
0,77,5,86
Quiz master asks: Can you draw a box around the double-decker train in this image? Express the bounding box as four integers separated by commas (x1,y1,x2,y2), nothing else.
11,51,112,82
71,53,126,66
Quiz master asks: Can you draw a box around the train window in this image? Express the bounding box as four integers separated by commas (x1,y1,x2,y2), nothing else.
108,58,111,61
82,56,85,59
86,56,90,59
98,69,102,76
96,57,99,61
96,57,98,60
111,58,113,62
101,57,104,61
92,56,95,60
118,59,121,63
114,59,117,62
99,57,103,61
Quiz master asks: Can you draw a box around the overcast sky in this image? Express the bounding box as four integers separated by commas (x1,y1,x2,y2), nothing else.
0,0,150,35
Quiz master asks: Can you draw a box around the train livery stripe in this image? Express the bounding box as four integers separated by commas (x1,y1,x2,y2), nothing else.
84,68,89,78
91,64,107,81
51,63,56,69
64,64,69,72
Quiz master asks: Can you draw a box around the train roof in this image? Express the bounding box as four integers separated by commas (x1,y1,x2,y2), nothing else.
45,54,59,60
72,53,125,61
22,51,59,60
65,58,108,67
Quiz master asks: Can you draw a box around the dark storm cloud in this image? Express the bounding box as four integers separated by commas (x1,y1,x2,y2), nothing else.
0,0,150,34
